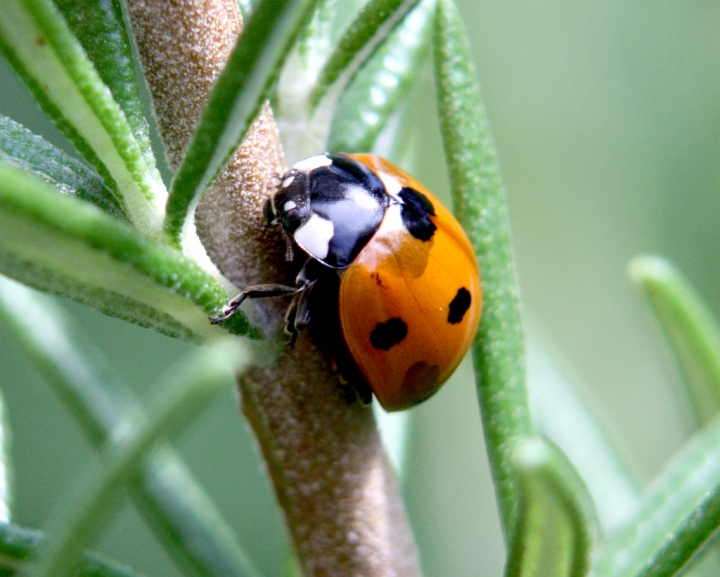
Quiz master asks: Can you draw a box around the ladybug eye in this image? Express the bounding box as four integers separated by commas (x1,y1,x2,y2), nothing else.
273,191,309,231
283,209,305,231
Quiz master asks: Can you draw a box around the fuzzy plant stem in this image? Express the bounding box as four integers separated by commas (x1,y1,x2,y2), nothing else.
124,2,421,575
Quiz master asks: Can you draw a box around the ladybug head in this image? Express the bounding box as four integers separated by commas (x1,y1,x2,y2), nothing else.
266,169,312,233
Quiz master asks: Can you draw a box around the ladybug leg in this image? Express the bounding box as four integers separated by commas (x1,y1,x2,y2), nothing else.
283,292,302,348
210,283,302,324
283,294,299,347
211,258,323,346
292,283,314,333
282,263,319,346
283,281,316,347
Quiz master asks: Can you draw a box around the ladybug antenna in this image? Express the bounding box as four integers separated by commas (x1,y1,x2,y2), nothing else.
282,228,295,262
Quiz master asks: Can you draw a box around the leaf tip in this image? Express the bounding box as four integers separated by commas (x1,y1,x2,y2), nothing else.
511,436,551,472
628,254,676,289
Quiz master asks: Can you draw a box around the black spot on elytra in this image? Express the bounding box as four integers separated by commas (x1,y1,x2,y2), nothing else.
400,187,435,215
370,317,408,350
399,187,436,241
447,287,472,324
402,362,441,394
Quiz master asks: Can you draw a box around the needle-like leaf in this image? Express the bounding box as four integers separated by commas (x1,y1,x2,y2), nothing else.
630,255,720,426
0,162,253,341
434,0,531,536
0,278,263,577
328,0,435,153
309,0,422,109
506,438,596,577
0,0,166,237
30,339,250,577
0,115,122,218
0,522,146,577
166,0,319,246
527,338,640,534
0,390,10,527
593,416,720,577
52,0,159,182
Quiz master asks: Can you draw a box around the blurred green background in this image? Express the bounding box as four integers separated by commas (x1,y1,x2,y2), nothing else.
1,1,719,576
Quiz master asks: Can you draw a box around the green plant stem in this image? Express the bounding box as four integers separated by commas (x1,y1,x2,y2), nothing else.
29,340,250,577
434,0,531,538
295,0,337,71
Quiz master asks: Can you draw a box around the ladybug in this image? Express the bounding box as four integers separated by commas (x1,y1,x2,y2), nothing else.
212,153,482,411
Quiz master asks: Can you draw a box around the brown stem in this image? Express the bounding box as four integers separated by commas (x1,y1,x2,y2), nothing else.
125,1,421,575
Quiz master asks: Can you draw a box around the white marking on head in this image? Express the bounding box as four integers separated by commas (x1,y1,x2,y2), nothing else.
283,200,297,212
379,173,403,199
293,155,332,172
282,175,295,188
294,213,334,260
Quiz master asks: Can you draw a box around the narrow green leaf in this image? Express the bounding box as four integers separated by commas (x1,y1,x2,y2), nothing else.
0,162,253,341
527,338,639,534
0,391,11,527
130,453,264,577
328,0,435,153
309,0,422,109
30,339,250,577
630,255,720,426
506,438,595,577
0,522,146,577
274,0,369,161
0,278,263,577
0,0,166,238
53,0,158,175
0,115,123,218
594,416,720,577
434,0,531,536
0,276,135,444
166,0,319,245
295,0,338,71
